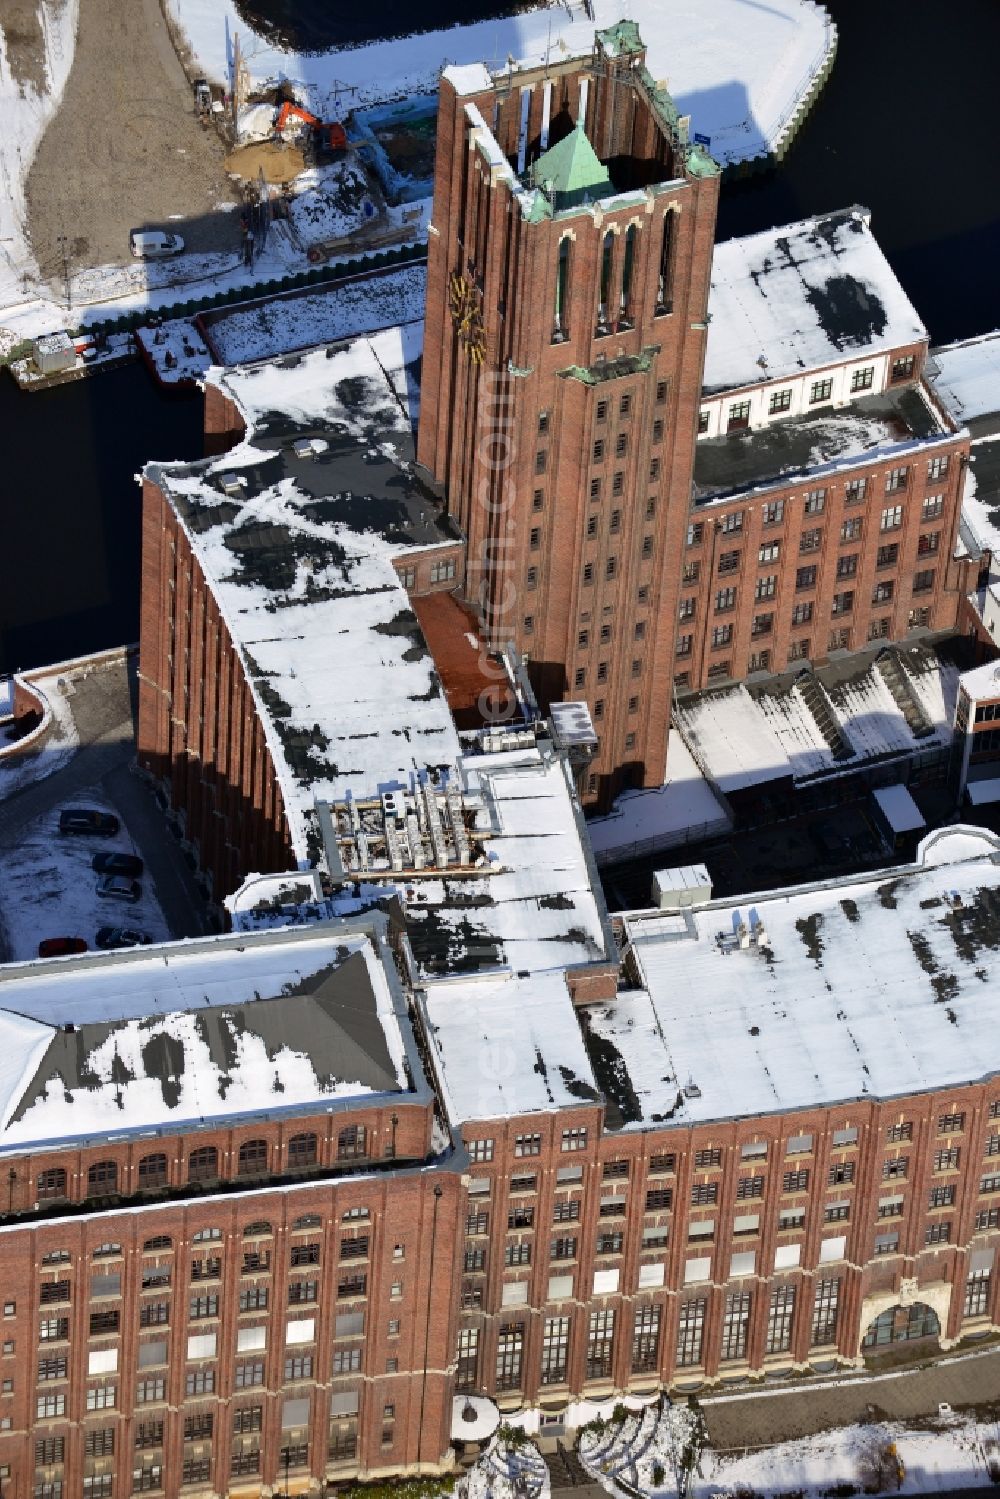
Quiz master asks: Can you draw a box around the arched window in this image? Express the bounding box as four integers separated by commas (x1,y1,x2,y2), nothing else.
36,1167,67,1200
288,1133,318,1169
553,237,571,342
138,1152,168,1188
598,230,615,331
620,224,637,326
243,1221,272,1239
86,1160,117,1195
237,1139,268,1176
337,1125,366,1162
293,1214,321,1231
862,1302,940,1350
143,1235,172,1252
656,211,676,314
92,1243,121,1259
188,1146,218,1184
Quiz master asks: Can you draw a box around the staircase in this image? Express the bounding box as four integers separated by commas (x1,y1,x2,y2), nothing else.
875,649,935,739
796,671,854,761
544,1442,591,1490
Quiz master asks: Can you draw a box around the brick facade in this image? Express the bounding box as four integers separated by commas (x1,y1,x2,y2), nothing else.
678,431,972,692
417,34,720,810
137,477,295,898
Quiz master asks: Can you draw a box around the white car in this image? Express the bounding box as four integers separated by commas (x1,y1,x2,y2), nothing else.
129,230,184,259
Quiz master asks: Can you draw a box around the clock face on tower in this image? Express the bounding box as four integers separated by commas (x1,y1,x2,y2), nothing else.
448,270,486,365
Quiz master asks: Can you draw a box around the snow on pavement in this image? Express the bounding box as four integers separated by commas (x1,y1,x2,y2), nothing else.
165,0,835,169
0,791,171,962
0,667,79,804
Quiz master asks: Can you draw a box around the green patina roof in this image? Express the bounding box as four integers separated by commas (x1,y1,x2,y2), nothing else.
528,119,612,210
596,19,644,58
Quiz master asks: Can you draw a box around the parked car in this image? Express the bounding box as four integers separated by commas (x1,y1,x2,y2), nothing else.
92,851,144,878
96,875,142,903
59,808,119,836
129,229,184,258
96,927,153,950
37,936,88,958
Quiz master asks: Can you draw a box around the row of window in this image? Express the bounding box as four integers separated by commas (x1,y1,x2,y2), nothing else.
701,363,926,435
35,1129,368,1202
713,525,940,584
552,212,676,342
687,477,948,549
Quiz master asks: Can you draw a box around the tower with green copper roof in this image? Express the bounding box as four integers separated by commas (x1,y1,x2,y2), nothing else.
527,117,612,211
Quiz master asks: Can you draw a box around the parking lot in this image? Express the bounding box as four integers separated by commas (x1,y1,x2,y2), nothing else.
0,652,211,965
0,789,171,962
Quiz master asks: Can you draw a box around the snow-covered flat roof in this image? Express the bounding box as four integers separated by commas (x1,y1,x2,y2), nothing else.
403,746,613,981
958,660,1000,702
596,826,1000,1125
166,0,833,170
704,208,927,395
0,927,413,1152
425,969,600,1124
928,331,1000,426
148,326,461,862
872,784,925,834
586,732,731,862
676,646,958,794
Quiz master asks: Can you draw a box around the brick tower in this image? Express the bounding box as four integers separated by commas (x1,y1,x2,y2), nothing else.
417,22,720,808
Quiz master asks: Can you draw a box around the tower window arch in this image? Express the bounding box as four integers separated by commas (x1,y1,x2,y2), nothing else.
553,237,571,342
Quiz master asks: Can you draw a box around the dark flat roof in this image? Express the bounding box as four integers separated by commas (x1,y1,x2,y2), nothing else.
693,385,945,503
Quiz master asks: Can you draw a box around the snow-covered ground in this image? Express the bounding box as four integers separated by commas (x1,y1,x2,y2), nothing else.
166,0,835,171
579,1399,999,1498
0,668,79,803
0,0,80,325
0,792,171,961
136,317,212,385
286,159,374,246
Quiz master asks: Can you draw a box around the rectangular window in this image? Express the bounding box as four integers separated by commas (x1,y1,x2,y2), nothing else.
799,528,822,553
561,1129,587,1152
925,1221,951,1245
593,440,605,462
831,591,854,617
495,1323,524,1392
913,568,935,593
918,530,940,555
810,378,833,403
841,518,863,543
795,567,817,591
783,1169,809,1192
791,602,813,627
883,1156,908,1180
965,1269,991,1319
687,522,704,547
698,410,710,433
676,1298,705,1367
892,355,915,381
850,366,874,391
751,613,773,638
804,489,827,515
755,574,777,600
880,505,903,531
762,500,785,526
712,624,733,649
721,511,744,534
939,1112,966,1134
720,1291,751,1362
885,466,909,494
934,1147,960,1172
586,1308,616,1380
675,634,693,658
844,477,868,505
874,1232,899,1256
922,494,944,521
715,587,736,613
811,1278,840,1345
766,1284,795,1354
456,1328,479,1393
769,389,792,414
631,1303,661,1373
691,1183,718,1206
837,554,858,579
929,1185,956,1208
541,1316,570,1386
728,401,751,432
718,549,740,574
759,542,780,565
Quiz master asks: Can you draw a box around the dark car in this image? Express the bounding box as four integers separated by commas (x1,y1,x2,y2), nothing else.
59,808,119,837
92,851,144,878
96,927,153,950
37,936,88,958
96,874,142,903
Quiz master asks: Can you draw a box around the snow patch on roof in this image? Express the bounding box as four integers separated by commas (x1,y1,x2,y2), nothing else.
929,330,1000,425
705,209,926,394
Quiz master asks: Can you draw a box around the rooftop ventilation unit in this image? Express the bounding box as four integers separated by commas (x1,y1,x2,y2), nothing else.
219,472,246,496
652,864,712,911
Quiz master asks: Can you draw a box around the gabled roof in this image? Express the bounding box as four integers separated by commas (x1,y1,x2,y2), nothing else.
528,119,612,210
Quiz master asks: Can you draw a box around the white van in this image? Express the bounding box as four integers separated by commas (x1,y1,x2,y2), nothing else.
129,230,184,259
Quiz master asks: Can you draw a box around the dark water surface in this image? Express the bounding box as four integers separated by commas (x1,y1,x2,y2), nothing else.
233,0,536,51
0,369,204,674
3,0,999,673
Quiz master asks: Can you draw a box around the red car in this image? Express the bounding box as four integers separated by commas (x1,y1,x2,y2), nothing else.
37,937,88,958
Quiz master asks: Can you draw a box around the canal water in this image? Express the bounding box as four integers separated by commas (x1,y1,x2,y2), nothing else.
2,0,998,674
